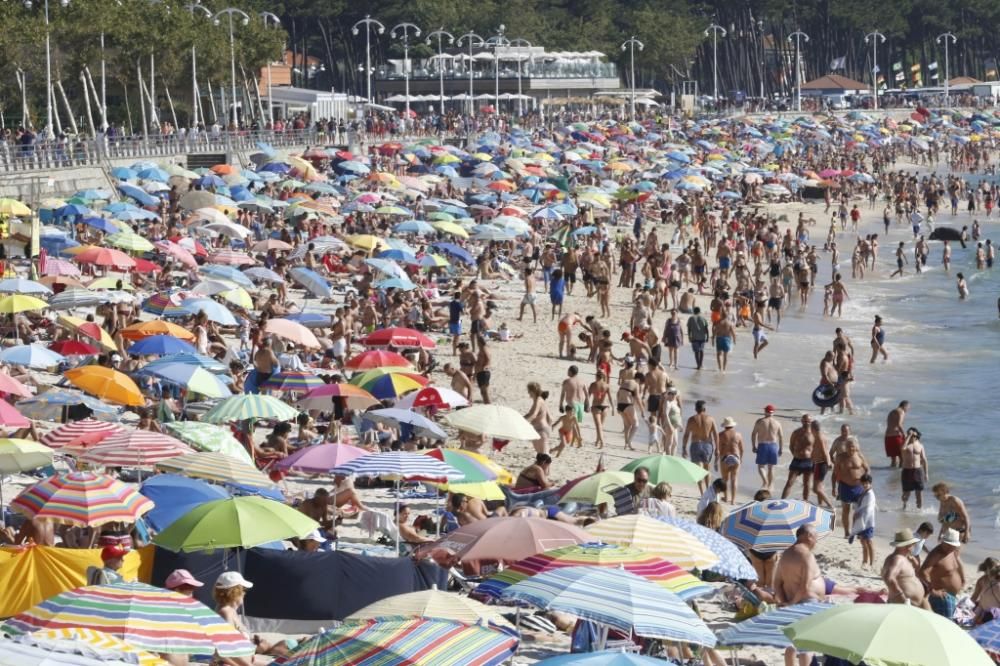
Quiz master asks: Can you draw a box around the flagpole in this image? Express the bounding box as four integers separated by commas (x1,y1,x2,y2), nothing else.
864,31,886,110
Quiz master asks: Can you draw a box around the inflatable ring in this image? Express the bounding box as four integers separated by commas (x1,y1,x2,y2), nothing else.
812,384,841,408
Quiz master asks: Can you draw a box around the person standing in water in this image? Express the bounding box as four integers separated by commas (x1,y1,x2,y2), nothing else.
870,315,888,363
957,273,969,300
890,241,907,278
884,400,908,468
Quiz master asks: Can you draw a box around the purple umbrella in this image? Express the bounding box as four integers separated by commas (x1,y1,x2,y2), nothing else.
275,443,370,474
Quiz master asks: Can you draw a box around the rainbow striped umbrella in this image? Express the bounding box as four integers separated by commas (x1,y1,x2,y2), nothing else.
77,430,193,468
720,499,834,554
10,471,153,526
276,618,517,666
0,582,254,658
200,393,299,424
154,451,273,487
261,370,325,393
475,542,712,602
424,449,499,484
351,371,428,400
585,514,719,570
41,419,125,449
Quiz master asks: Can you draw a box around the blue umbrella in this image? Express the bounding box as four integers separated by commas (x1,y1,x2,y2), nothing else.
656,516,757,580
336,160,370,174
136,361,232,396
193,174,225,188
535,652,677,666
104,202,138,213
571,226,597,236
717,602,832,649
141,352,228,374
111,167,138,180
17,388,120,421
284,312,330,328
375,277,418,291
431,242,474,265
363,408,447,439
0,278,51,295
117,183,158,206
0,345,64,368
242,267,284,284
73,189,112,201
377,249,417,263
198,265,254,288
393,220,435,235
139,473,230,531
55,203,92,218
181,298,237,326
259,162,290,174
365,258,406,278
81,216,121,233
113,209,158,222
127,335,198,356
721,499,834,553
40,235,79,254
288,267,332,298
137,167,169,182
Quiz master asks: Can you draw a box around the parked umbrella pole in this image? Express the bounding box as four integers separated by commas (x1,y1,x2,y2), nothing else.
395,479,400,556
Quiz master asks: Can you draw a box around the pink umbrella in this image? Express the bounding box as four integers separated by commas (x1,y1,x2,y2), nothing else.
154,241,198,269
264,318,320,349
355,193,381,205
77,431,193,468
209,250,255,266
276,443,370,474
0,371,32,399
0,400,29,428
41,419,125,449
414,517,591,564
42,258,81,277
818,168,841,179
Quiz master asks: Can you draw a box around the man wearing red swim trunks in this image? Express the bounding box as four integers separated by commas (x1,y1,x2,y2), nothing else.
884,400,909,468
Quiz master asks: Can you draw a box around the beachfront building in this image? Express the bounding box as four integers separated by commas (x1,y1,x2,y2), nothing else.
798,74,870,97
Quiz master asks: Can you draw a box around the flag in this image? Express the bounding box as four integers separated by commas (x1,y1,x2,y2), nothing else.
894,71,905,82
892,61,903,72
910,63,921,72
872,65,880,74
931,71,939,80
829,56,846,70
928,61,938,71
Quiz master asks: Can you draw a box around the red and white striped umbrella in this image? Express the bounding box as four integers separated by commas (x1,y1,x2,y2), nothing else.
41,419,125,450
78,431,193,468
208,250,255,266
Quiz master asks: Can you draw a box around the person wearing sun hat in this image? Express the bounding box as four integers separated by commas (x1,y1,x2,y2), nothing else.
718,416,744,503
86,544,128,586
165,569,203,596
919,527,965,619
881,528,929,608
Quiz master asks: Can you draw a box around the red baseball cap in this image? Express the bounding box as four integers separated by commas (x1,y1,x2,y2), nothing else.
764,404,776,413
101,544,129,561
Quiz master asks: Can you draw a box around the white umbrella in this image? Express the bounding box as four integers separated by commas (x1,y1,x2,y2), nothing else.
443,405,539,440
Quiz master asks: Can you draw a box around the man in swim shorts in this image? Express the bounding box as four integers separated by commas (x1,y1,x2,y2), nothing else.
900,428,928,510
712,315,736,372
559,365,588,424
782,414,815,501
834,436,869,538
750,405,783,490
884,400,908,468
683,400,718,494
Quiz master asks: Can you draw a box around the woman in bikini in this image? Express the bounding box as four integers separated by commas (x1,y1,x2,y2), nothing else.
616,374,644,451
524,382,554,455
587,371,612,449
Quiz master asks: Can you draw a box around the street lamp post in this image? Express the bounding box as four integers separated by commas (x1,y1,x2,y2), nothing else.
485,25,509,116
213,7,250,128
705,23,727,108
509,37,532,116
391,22,421,124
260,11,282,128
864,31,886,110
20,0,70,138
937,32,957,106
456,32,484,116
426,28,454,116
788,30,810,112
620,36,644,120
185,3,213,130
352,15,385,121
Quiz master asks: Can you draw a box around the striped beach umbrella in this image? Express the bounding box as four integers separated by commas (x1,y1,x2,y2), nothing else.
717,602,833,649
720,500,834,554
208,250,255,266
333,451,464,482
200,393,299,424
41,418,124,449
423,448,499,483
657,516,758,581
154,451,273,487
346,588,511,627
141,352,228,374
23,627,169,665
77,431,193,468
276,618,517,666
276,443,370,474
585,515,719,570
352,372,427,400
500,566,716,645
476,543,713,602
10,471,153,526
18,388,121,422
261,370,325,393
0,582,254,658
47,288,104,310
139,362,232,399
161,421,253,465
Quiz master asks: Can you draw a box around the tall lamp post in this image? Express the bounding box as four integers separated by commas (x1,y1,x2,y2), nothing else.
185,3,213,130
863,30,886,110
260,11,282,128
788,29,809,112
352,15,385,120
705,23,727,108
485,25,509,115
391,22,421,123
18,0,70,138
456,32,484,116
509,37,532,116
426,28,454,116
937,31,957,105
620,36,644,120
213,7,250,127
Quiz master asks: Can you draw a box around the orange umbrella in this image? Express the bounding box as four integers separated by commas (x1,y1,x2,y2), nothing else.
64,366,145,407
211,164,238,175
121,321,196,342
74,248,136,270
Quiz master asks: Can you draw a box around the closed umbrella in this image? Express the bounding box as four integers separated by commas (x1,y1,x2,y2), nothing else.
63,366,144,407
585,514,719,570
139,473,230,531
48,289,104,310
11,471,153,526
416,516,589,564
161,422,253,465
721,499,834,553
154,452,273,487
620,454,709,485
200,394,299,424
444,405,539,441
153,495,318,551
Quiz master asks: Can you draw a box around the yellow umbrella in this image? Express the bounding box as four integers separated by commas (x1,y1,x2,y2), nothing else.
56,315,117,351
452,449,512,484
0,198,31,216
371,172,399,184
346,234,385,252
288,155,318,180
585,514,719,569
88,277,134,291
0,295,48,314
607,162,634,172
431,221,469,238
434,480,506,501
218,287,253,309
64,366,145,407
346,588,512,627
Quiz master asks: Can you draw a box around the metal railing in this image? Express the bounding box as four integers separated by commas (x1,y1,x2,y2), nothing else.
0,128,324,173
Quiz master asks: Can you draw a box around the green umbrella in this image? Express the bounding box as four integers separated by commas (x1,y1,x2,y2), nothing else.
784,603,993,666
560,471,633,505
161,422,253,465
200,394,299,424
153,496,319,552
621,454,709,485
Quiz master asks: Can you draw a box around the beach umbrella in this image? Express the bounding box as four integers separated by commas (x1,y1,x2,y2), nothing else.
198,265,254,288
160,422,253,464
242,266,285,284
10,471,153,526
0,439,54,525
73,247,136,270
137,363,231,399
535,652,677,666
207,249,254,266
77,431,193,468
154,241,198,269
657,515,758,580
63,366,144,407
620,454,709,485
121,320,196,342
276,443,369,474
720,499,834,553
57,315,116,350
288,266,333,298
154,495,318,551
784,603,992,666
200,393,299,424
395,386,469,410
126,334,197,356
277,618,517,666
178,298,237,326
333,451,464,482
178,191,216,210
0,370,33,397
422,448,501,484
260,370,324,394
142,352,227,374
717,601,832,649
263,318,321,349
361,326,436,349
0,278,52,295
477,542,713,602
0,400,29,428
0,294,48,314
139,473,230,531
344,349,413,371
0,344,63,368
0,582,254,658
501,566,716,646
18,388,121,422
585,514,719,570
154,451,273,487
105,232,154,253
40,259,82,278
295,383,380,411
0,627,170,665
558,470,633,505
47,289,104,310
0,198,32,216
87,277,134,291
444,405,539,441
363,408,448,439
352,371,427,400
346,586,511,627
417,517,589,564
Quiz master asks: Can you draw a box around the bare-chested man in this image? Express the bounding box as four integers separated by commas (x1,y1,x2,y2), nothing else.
751,305,773,359
683,400,718,494
781,414,815,501
559,366,588,428
443,363,473,402
882,529,929,608
809,421,834,510
718,417,744,504
644,360,670,424
901,428,929,510
884,400,908,468
518,268,538,323
253,339,279,393
712,314,736,372
774,525,826,604
751,405,784,490
919,529,966,619
474,335,492,404
834,437,869,539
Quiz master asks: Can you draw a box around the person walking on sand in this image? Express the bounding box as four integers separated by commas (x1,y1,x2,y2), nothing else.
882,529,930,608
781,414,815,501
751,405,784,490
518,268,538,323
869,315,888,363
901,428,929,510
587,371,612,449
717,417,744,504
683,400,718,494
559,365,588,432
884,400,908,467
